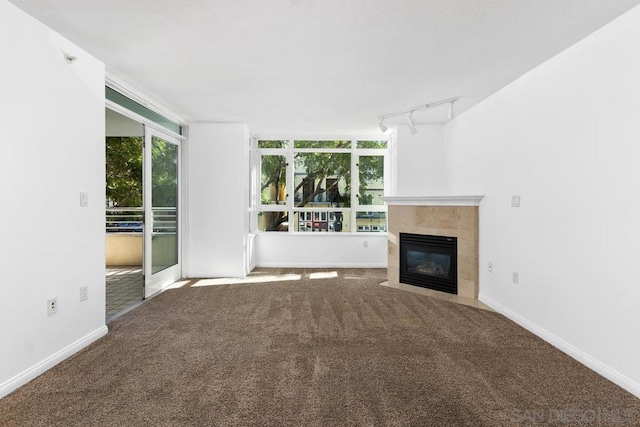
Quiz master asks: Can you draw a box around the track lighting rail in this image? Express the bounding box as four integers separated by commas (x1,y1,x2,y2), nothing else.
378,97,460,133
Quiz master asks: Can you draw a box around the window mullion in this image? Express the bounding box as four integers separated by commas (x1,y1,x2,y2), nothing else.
384,150,391,200
286,145,294,233
351,148,359,234
255,153,262,214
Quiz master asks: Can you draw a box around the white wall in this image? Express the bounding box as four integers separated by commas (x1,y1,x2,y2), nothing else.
187,123,250,277
256,233,387,268
0,0,107,398
394,125,450,195
444,5,640,397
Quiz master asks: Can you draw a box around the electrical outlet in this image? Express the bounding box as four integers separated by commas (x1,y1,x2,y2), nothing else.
488,262,493,273
511,195,521,207
512,272,519,284
48,298,57,315
363,240,368,248
80,286,88,301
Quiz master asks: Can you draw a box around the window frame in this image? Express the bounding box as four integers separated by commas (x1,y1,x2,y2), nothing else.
255,138,390,234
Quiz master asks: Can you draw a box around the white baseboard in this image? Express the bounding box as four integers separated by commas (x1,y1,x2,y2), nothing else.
255,262,388,269
0,325,108,399
188,264,388,278
188,270,249,279
479,293,640,399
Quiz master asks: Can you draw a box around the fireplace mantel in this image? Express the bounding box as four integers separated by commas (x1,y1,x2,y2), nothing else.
383,195,484,206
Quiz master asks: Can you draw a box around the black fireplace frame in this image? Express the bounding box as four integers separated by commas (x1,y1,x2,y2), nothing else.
399,233,458,295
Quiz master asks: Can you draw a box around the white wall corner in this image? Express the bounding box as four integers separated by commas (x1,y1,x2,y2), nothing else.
479,294,640,399
447,6,640,399
0,326,108,399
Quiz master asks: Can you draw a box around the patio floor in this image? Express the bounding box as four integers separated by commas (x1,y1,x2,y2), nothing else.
106,266,143,319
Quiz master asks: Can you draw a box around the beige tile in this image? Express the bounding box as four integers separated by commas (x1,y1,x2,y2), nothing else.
409,227,458,239
458,255,478,282
456,230,475,257
387,266,399,283
457,279,477,299
416,206,457,229
388,246,398,269
456,207,478,231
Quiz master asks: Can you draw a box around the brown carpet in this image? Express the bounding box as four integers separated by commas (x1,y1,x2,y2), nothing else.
1,269,638,426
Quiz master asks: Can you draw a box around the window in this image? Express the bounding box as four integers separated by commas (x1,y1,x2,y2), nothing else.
355,211,387,233
256,139,389,233
294,152,351,207
106,87,182,135
260,154,286,205
358,155,384,206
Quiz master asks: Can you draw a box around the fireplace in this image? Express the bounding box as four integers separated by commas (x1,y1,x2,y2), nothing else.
384,198,481,299
399,233,458,295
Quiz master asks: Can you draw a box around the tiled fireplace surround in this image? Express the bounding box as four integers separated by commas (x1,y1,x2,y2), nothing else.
384,196,483,301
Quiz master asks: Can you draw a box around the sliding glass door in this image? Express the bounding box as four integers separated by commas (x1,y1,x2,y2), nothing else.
144,128,181,298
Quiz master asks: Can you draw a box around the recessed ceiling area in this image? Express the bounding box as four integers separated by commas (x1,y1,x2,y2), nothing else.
9,0,640,134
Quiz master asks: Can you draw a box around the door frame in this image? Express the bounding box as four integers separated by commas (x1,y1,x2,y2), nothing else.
143,127,182,298
105,100,188,297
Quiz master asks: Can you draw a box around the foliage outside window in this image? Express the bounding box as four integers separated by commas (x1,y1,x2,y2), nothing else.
294,152,351,207
256,139,388,233
151,137,179,208
105,136,178,208
358,156,384,206
105,136,144,233
106,137,143,207
106,136,178,235
261,155,287,205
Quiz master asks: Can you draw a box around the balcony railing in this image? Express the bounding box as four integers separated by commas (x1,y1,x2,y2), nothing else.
152,207,177,234
106,207,143,233
106,207,177,233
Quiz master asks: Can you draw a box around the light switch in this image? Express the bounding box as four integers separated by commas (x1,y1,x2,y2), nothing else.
511,195,521,208
80,192,89,207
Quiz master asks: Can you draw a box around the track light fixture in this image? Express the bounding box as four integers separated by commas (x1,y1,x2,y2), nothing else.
379,118,388,133
408,110,418,134
407,110,416,128
377,96,460,134
64,53,77,64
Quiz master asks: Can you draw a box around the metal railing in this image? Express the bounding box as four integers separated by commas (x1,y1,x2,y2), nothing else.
152,207,177,234
106,207,143,233
105,207,177,234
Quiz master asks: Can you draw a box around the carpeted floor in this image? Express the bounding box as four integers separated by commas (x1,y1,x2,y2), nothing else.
1,269,638,426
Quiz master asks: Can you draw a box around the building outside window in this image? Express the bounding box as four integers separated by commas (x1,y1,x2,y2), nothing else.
256,139,389,233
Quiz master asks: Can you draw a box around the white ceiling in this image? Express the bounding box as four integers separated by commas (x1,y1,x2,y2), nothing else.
9,0,640,135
